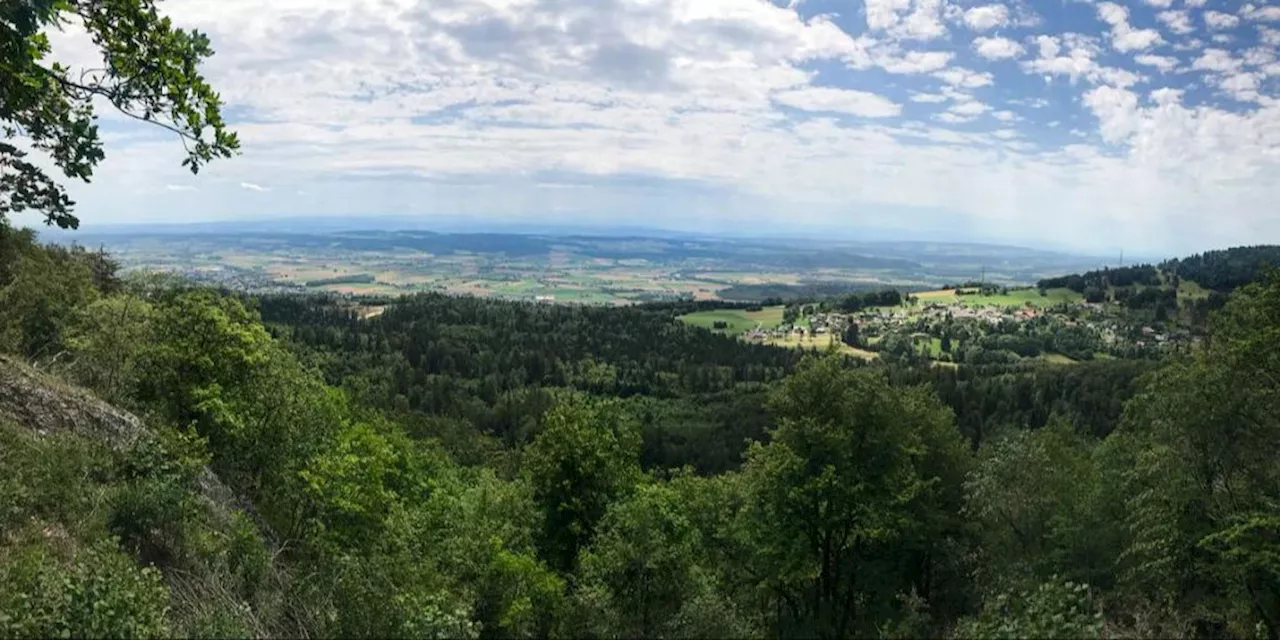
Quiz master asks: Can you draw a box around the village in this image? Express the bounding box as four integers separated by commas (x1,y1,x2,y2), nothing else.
741,293,1192,364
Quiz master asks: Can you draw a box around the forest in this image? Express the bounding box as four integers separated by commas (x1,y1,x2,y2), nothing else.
4,222,1280,639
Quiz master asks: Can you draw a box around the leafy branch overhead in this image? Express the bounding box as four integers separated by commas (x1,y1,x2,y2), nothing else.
0,0,239,229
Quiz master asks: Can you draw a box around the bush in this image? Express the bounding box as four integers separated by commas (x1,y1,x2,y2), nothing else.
954,579,1102,640
0,536,170,639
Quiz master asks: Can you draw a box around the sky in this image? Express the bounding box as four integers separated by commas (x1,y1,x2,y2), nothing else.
18,0,1280,254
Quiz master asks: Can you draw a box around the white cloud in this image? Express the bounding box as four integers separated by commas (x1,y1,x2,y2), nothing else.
1149,87,1183,106
24,0,1280,255
1096,2,1128,27
1183,0,1207,6
909,92,950,103
1243,46,1277,68
1035,34,1061,59
1204,10,1240,30
1134,53,1178,72
948,99,990,116
166,185,198,192
1096,66,1143,88
1021,33,1101,83
1157,10,1195,35
1193,48,1242,73
877,49,954,73
865,0,912,31
1097,3,1164,52
1219,72,1262,102
1083,85,1141,144
1242,5,1280,22
973,36,1025,60
865,0,948,40
1139,0,1173,6
933,67,995,88
962,4,1010,31
773,87,902,117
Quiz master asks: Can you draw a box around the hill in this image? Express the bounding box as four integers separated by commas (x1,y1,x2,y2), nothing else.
1037,245,1280,297
1030,245,1280,328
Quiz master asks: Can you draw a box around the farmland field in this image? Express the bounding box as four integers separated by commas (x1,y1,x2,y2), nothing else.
48,227,1111,305
915,287,1082,308
678,306,786,336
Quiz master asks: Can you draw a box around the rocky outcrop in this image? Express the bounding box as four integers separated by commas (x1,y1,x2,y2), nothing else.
0,354,241,523
0,355,148,449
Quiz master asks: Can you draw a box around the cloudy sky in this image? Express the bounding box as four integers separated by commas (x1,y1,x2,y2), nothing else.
23,0,1280,254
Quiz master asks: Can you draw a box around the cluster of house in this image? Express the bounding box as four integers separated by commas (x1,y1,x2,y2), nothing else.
741,298,1194,357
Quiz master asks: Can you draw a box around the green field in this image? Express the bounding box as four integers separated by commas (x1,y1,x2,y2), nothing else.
1040,352,1078,365
1177,279,1212,300
916,287,1082,308
678,306,786,336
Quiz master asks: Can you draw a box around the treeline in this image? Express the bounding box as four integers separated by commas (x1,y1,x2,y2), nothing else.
1161,245,1280,292
835,288,903,311
305,273,375,287
718,281,891,303
4,227,1280,638
1037,245,1280,297
1037,264,1160,292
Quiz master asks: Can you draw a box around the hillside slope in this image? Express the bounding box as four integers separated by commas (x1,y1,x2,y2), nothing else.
0,356,293,638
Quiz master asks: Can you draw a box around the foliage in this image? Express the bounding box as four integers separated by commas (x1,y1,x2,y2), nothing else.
524,396,642,572
575,483,706,637
1108,272,1280,636
1163,246,1280,292
8,235,1280,638
735,354,969,638
964,419,1121,593
0,536,170,639
1,0,238,228
953,579,1102,640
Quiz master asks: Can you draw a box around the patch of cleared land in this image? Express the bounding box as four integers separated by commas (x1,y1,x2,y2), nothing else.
678,306,786,336
1040,353,1078,365
1177,279,1212,300
761,333,879,360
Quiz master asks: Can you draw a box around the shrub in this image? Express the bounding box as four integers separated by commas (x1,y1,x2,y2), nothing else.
0,537,170,639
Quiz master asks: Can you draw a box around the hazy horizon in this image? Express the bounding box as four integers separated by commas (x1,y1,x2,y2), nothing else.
42,214,1184,263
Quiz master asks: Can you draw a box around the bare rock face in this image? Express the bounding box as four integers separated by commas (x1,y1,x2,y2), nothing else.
0,355,147,449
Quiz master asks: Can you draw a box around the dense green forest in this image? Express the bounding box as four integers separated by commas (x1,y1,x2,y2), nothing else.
4,221,1280,638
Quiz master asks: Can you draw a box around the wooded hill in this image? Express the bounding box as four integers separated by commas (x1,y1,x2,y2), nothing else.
3,226,1280,638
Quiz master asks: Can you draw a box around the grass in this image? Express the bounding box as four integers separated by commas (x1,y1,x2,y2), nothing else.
1040,353,1078,365
678,306,786,337
1178,279,1212,301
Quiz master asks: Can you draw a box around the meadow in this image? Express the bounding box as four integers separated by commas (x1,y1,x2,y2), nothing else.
678,306,786,336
